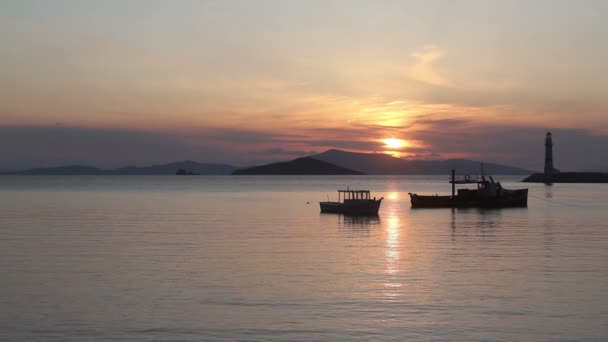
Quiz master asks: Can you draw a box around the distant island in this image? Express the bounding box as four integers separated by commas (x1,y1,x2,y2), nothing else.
313,149,531,175
523,172,608,183
232,150,531,175
1,149,533,176
232,157,364,175
175,168,199,175
522,132,608,183
1,161,237,175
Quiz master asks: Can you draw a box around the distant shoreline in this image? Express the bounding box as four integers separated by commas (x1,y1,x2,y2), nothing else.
0,149,534,176
522,172,608,183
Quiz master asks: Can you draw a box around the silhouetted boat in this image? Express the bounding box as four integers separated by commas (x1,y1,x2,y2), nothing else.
320,189,383,215
409,169,528,208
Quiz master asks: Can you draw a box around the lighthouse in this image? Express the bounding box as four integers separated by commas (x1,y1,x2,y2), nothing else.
544,132,554,175
544,132,558,178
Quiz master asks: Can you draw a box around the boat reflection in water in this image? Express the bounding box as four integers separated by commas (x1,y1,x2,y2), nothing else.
332,215,381,238
339,215,381,226
320,189,383,216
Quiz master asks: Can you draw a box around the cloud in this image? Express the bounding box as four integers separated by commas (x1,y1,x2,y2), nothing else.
408,46,450,86
0,126,247,170
252,147,318,157
1,121,608,172
404,118,608,171
0,125,374,170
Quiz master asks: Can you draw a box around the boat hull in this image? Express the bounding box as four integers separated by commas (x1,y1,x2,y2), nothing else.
410,189,528,208
320,199,382,216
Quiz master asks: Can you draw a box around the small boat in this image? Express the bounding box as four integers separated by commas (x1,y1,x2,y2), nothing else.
320,189,383,216
409,169,528,208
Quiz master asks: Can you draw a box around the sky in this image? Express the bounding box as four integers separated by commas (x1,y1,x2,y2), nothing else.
1,0,607,171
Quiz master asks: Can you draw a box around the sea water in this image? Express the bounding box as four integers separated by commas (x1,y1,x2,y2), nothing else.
0,176,607,341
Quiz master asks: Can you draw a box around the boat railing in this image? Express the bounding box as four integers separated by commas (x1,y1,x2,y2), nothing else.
449,175,484,184
337,189,372,201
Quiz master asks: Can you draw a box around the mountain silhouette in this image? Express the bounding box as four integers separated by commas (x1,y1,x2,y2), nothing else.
2,150,532,175
3,161,237,175
109,161,235,175
3,165,105,175
314,149,531,175
232,157,364,175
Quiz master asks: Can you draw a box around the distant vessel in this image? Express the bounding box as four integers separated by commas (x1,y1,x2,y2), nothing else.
409,169,528,208
320,189,383,215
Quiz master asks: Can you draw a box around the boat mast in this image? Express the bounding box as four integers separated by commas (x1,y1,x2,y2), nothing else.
451,169,455,197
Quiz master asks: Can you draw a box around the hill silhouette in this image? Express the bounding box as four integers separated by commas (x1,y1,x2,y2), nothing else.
108,161,235,175
232,157,364,175
2,150,532,176
4,165,105,175
3,161,236,175
314,149,531,175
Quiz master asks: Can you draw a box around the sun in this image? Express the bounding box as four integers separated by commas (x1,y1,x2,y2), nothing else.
382,138,408,149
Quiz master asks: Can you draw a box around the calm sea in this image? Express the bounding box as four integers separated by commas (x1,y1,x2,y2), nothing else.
0,176,607,341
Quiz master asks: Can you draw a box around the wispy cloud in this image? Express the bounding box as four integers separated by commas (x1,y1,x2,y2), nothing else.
2,123,608,172
252,148,318,158
408,46,450,86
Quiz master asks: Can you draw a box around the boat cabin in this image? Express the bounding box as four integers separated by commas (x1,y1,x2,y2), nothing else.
321,189,383,215
449,172,503,198
338,189,374,202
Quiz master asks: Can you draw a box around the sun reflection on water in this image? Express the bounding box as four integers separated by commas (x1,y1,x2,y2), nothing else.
387,192,400,201
382,206,403,299
385,215,400,275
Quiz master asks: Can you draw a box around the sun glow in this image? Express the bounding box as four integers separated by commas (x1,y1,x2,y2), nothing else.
382,138,408,149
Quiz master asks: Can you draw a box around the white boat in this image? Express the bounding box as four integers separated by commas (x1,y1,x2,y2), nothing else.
320,189,383,216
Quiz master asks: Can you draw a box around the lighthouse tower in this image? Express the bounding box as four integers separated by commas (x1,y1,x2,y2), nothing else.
544,132,558,177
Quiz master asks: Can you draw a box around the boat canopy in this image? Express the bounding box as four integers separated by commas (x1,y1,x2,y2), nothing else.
338,189,371,200
449,175,486,184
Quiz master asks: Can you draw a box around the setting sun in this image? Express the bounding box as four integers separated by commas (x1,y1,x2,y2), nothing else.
382,138,408,149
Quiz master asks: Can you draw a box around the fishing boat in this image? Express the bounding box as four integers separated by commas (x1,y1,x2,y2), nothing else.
320,189,383,215
409,169,528,208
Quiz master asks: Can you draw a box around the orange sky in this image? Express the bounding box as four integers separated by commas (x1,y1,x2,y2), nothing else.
1,1,608,170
